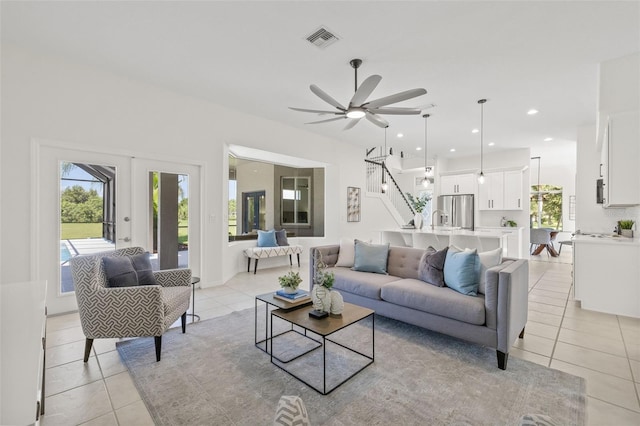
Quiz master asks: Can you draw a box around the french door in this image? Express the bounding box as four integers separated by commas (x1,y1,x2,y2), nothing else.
36,144,201,315
37,145,132,314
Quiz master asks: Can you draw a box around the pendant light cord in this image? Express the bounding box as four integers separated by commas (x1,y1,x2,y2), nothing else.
478,99,487,178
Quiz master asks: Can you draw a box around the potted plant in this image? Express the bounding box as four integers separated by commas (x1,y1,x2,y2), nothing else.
278,271,302,294
618,220,635,238
406,192,432,229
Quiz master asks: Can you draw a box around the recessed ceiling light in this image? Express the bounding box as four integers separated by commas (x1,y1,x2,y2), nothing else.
488,142,495,146
544,137,553,142
450,148,456,152
527,109,539,115
397,133,404,138
471,129,479,134
416,146,422,151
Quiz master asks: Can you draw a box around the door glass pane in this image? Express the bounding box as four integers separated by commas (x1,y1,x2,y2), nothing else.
60,161,115,293
150,172,189,270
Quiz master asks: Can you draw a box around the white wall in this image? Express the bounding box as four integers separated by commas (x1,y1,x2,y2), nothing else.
1,44,399,297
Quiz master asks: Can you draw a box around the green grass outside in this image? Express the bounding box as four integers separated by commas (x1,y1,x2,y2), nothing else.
61,223,102,239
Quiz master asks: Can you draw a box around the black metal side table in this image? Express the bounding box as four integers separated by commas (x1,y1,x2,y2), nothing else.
189,276,201,323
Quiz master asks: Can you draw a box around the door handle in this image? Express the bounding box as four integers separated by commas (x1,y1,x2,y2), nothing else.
118,237,131,242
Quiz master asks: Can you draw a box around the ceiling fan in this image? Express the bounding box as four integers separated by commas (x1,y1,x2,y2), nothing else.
289,59,427,130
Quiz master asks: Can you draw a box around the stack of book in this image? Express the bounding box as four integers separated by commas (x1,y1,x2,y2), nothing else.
273,289,311,304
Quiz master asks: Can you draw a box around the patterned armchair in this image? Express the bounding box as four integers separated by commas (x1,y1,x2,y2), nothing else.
70,247,191,362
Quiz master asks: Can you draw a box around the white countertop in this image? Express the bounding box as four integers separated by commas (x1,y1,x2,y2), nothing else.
383,228,510,238
572,234,640,246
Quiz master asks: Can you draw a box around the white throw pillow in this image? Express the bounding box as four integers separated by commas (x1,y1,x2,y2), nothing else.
478,247,503,294
335,238,355,267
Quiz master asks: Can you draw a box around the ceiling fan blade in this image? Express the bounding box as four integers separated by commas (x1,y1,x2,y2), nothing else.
289,107,342,115
368,107,422,115
310,84,346,110
305,116,346,125
365,88,427,109
343,118,362,130
365,111,389,128
349,74,382,106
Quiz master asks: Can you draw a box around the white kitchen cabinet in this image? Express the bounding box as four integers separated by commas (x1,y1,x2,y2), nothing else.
573,236,640,318
601,110,640,207
440,173,476,195
504,170,523,210
478,170,523,211
1,281,47,425
478,172,504,210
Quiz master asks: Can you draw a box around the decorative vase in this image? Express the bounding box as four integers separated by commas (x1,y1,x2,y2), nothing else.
312,285,332,313
282,286,297,294
414,213,423,230
330,290,344,315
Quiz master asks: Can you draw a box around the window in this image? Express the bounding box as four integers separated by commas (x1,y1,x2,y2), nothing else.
281,177,310,225
530,185,563,230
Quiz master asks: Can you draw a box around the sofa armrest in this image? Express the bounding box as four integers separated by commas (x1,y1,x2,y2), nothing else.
495,259,529,354
309,245,340,290
153,268,192,287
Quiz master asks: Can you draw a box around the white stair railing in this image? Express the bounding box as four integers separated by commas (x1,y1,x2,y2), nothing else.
365,159,415,225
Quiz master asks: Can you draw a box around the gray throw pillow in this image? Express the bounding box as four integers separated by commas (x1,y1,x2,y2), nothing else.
418,246,448,287
352,239,390,274
275,229,289,246
102,256,138,288
103,253,157,287
129,252,157,286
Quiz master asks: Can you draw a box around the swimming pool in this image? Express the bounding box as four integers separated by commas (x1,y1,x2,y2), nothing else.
60,241,72,263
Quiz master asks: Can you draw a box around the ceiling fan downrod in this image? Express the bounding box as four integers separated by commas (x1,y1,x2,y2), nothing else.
350,58,362,93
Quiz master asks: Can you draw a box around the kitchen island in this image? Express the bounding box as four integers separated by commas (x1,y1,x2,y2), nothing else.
573,234,640,318
380,227,523,258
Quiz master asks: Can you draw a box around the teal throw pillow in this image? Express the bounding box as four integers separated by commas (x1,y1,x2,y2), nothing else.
257,230,278,247
352,239,390,274
444,246,480,296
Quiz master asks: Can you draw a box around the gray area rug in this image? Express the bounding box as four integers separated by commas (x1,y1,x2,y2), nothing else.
116,308,586,425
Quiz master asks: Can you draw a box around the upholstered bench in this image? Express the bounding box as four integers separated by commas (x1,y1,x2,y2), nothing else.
244,245,303,274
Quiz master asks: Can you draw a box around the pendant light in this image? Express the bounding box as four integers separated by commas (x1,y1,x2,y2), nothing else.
477,99,487,184
381,126,389,192
422,114,430,188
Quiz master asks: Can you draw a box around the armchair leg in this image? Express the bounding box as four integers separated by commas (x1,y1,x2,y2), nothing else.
519,327,525,339
83,338,94,362
155,336,162,362
497,350,508,370
181,312,187,333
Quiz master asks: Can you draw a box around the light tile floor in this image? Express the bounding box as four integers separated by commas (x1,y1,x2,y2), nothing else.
42,247,640,425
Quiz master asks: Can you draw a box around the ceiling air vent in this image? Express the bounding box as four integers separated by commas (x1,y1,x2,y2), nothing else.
305,26,339,49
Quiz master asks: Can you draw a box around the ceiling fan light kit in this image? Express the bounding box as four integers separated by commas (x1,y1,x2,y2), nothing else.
290,58,427,130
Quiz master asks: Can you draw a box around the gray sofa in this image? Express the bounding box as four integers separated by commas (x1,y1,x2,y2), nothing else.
310,244,528,370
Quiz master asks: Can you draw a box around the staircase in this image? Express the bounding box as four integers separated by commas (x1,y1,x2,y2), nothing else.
364,158,415,226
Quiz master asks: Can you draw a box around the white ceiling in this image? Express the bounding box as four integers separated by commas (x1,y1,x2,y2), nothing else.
2,1,639,161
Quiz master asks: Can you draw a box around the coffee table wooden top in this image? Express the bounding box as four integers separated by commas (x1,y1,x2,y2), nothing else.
271,302,374,337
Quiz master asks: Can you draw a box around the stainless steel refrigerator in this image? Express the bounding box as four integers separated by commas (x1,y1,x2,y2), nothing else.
436,194,475,230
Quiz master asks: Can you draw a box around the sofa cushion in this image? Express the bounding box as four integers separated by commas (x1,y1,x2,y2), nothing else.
478,247,502,294
381,278,486,325
444,246,480,296
386,246,424,280
330,266,400,300
257,230,278,247
335,238,355,267
418,246,448,287
352,240,390,274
